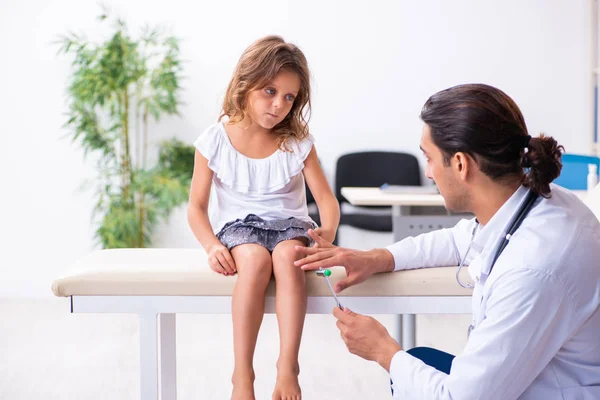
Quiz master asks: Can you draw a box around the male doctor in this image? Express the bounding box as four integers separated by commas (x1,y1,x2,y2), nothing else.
296,84,600,399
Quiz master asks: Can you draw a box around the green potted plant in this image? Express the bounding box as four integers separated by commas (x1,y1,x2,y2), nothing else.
57,11,194,248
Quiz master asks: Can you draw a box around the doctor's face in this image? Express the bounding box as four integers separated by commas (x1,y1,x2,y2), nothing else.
420,124,469,212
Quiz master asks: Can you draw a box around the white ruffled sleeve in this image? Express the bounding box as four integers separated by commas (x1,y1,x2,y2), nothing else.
290,134,315,167
193,123,223,172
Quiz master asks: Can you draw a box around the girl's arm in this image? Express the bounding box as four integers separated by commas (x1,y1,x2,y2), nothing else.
303,147,340,243
187,150,236,274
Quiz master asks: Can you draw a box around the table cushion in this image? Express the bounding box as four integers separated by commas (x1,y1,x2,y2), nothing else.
51,248,472,297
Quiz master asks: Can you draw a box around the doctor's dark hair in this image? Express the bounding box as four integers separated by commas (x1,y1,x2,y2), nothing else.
419,83,564,197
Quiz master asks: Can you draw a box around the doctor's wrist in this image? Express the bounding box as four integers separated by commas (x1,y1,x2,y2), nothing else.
376,338,403,372
370,248,396,274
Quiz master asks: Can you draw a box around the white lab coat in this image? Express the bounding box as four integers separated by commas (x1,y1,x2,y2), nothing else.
386,184,600,399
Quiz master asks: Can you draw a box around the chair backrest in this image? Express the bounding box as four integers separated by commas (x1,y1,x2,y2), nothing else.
554,154,600,190
335,151,421,203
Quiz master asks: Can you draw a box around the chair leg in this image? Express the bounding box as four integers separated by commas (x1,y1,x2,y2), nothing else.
402,314,416,349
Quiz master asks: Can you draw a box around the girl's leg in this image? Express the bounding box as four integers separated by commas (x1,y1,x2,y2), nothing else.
271,239,307,400
230,244,273,400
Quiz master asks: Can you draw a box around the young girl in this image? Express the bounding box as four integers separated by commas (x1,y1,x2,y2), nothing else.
187,36,340,400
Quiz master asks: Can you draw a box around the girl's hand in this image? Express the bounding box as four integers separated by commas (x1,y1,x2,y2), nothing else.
312,227,335,247
207,243,237,275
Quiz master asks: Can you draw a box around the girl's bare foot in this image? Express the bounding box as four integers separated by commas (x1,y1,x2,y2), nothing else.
272,363,301,400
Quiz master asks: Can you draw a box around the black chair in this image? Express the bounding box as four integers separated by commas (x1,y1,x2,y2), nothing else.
335,151,421,233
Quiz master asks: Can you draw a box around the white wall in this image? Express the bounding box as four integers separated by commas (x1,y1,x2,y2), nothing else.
0,0,592,297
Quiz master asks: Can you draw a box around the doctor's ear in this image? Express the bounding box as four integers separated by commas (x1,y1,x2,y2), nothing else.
452,152,472,180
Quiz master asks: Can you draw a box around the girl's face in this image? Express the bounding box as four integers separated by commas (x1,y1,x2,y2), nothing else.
246,69,300,130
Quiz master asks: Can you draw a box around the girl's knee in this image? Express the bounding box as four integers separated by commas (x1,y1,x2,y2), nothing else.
272,239,305,263
232,244,273,279
232,244,270,261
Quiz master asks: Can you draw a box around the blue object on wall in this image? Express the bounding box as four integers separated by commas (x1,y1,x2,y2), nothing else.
554,154,600,190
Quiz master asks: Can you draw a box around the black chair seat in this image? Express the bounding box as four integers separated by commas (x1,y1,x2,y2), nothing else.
340,213,393,232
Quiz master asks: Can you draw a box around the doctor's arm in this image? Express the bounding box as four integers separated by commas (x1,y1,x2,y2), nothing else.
295,218,476,292
385,217,476,271
389,268,575,400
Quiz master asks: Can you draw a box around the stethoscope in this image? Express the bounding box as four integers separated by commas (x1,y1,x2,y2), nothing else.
456,189,539,289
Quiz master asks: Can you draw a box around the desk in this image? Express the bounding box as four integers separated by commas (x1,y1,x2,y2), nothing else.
341,187,445,207
341,187,588,206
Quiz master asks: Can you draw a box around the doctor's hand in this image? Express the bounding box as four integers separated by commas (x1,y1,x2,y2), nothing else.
294,229,395,293
334,307,402,372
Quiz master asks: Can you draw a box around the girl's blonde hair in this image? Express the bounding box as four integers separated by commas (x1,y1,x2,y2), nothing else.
220,35,311,150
